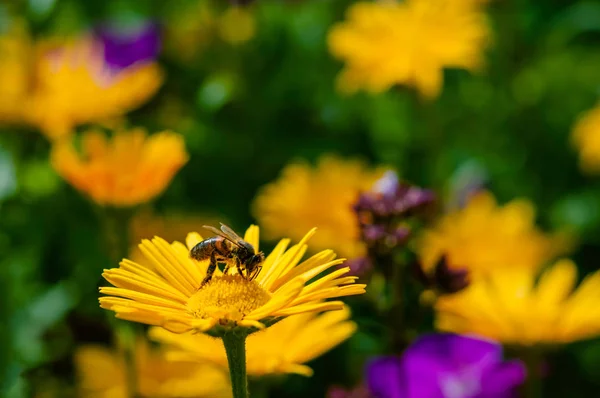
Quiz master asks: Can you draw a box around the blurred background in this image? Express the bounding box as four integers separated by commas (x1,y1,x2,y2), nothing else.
2,0,600,397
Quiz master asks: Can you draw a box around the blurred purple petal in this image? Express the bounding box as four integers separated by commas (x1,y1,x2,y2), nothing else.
479,361,526,396
96,20,160,69
366,334,525,398
343,257,373,277
372,171,400,197
367,356,404,398
364,224,387,242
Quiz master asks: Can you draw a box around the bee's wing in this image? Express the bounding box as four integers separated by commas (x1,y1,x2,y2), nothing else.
219,223,253,249
202,225,243,248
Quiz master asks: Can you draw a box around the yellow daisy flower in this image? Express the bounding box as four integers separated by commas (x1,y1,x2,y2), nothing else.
99,225,366,333
571,103,600,174
27,37,163,140
51,128,188,207
435,259,600,345
252,155,388,259
417,191,566,275
327,0,490,98
75,340,231,398
149,306,357,377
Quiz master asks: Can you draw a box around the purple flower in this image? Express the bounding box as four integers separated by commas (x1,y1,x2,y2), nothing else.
354,172,435,219
95,20,160,70
367,334,525,398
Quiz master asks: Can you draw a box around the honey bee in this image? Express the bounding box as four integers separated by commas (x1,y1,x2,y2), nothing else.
191,223,265,286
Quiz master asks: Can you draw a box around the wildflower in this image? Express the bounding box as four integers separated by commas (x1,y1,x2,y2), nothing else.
417,191,565,275
367,334,525,398
51,128,188,207
327,0,490,98
95,20,161,70
417,255,470,295
99,225,366,333
253,155,388,259
436,259,600,345
355,171,435,253
149,306,357,376
75,340,231,397
571,103,600,174
27,36,162,140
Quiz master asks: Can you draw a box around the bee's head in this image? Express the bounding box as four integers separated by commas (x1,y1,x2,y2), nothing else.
247,251,265,270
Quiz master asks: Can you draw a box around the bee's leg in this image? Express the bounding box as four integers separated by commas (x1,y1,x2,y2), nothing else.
201,253,218,287
248,265,262,281
221,253,235,275
232,257,246,279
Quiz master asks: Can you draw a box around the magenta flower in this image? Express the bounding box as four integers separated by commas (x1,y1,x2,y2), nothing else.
95,20,160,70
367,334,525,398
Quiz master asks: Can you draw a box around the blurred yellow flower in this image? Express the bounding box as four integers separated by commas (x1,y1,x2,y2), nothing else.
218,7,256,45
0,20,32,124
571,103,600,174
253,155,387,259
100,225,365,333
51,128,188,207
435,259,600,345
27,37,162,140
327,0,490,98
75,340,231,398
418,191,565,274
150,306,357,377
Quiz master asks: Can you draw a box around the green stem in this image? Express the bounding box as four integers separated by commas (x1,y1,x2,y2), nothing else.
118,323,139,398
222,331,249,398
521,348,542,398
102,207,133,265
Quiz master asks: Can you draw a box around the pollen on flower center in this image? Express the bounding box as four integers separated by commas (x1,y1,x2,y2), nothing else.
186,275,271,322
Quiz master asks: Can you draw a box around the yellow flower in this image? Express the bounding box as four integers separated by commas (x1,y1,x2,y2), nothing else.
418,191,565,274
149,306,357,377
0,20,32,124
51,128,188,207
218,7,256,45
571,103,600,174
252,155,388,259
99,225,366,333
27,37,163,140
435,259,600,345
75,340,231,398
327,0,490,98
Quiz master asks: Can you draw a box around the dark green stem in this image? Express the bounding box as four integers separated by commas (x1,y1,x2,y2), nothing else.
118,323,139,398
102,207,133,265
222,331,249,398
521,348,542,398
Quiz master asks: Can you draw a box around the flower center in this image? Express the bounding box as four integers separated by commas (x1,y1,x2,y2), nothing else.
186,275,271,322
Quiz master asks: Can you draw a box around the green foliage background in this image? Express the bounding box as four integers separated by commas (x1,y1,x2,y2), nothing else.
2,0,600,396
